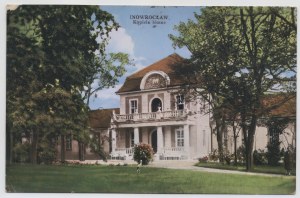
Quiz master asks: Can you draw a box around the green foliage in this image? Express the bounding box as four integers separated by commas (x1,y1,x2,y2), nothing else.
6,5,130,164
38,144,57,164
208,149,219,161
13,142,30,163
224,154,231,165
198,156,209,163
89,135,108,161
236,145,246,163
133,143,154,165
266,117,290,166
266,142,281,166
253,150,267,165
170,7,296,170
284,146,296,174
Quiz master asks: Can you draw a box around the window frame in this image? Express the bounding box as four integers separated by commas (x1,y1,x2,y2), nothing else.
129,99,138,114
130,131,135,147
175,127,184,147
66,134,72,151
176,95,185,110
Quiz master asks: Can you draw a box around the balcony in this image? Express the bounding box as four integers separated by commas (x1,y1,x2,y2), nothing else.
113,110,189,123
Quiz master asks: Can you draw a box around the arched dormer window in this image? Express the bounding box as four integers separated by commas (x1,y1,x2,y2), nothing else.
140,71,170,90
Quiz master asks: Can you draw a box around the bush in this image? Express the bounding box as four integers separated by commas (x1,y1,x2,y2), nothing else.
253,149,267,165
284,145,296,174
38,147,57,164
284,150,292,174
13,143,30,163
208,149,219,162
236,145,246,163
133,143,154,165
266,141,281,166
224,155,231,165
198,156,208,163
89,137,108,161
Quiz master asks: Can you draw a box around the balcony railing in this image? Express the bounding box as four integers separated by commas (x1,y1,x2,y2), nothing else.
113,110,188,122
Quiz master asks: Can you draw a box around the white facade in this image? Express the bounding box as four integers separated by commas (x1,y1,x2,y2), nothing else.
108,54,295,160
111,68,211,160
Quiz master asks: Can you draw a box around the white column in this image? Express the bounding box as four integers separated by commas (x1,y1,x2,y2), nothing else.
184,125,190,158
134,127,139,144
142,94,147,113
157,126,163,154
164,92,171,111
164,126,171,148
111,129,116,153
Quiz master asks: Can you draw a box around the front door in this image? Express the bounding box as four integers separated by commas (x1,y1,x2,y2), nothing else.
151,130,157,153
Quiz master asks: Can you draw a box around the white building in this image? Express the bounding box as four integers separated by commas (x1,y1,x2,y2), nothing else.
110,53,211,160
58,54,296,161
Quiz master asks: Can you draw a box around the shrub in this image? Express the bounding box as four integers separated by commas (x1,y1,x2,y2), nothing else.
38,147,57,164
133,143,154,165
224,155,231,165
89,136,108,162
253,149,267,165
13,142,30,163
284,145,296,174
198,156,208,163
236,145,246,163
266,141,281,166
208,149,219,162
284,150,292,174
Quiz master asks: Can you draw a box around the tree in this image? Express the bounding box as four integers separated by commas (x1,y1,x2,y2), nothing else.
170,7,296,170
265,117,290,166
6,5,127,164
83,52,132,107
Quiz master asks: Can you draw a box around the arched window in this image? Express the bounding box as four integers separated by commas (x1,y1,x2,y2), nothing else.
151,98,162,112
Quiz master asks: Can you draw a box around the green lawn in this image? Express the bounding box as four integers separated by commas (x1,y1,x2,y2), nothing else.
196,162,296,175
6,164,295,194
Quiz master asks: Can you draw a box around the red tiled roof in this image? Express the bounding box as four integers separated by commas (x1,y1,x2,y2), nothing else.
116,53,186,93
88,108,120,129
262,94,296,118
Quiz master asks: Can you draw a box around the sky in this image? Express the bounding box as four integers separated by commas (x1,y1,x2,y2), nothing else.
89,6,201,110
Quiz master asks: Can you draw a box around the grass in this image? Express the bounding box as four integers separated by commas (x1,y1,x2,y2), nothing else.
6,164,296,194
196,162,296,175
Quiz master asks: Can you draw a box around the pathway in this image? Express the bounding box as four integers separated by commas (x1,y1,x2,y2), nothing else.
68,159,294,178
147,160,294,178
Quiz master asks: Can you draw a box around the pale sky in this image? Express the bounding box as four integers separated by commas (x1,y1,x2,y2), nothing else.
89,6,201,110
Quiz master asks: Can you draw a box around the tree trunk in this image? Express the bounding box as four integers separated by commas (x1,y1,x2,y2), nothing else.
209,121,214,153
31,131,38,164
232,120,238,166
215,118,224,162
61,135,65,162
78,142,85,161
233,135,238,166
7,129,13,164
245,115,257,171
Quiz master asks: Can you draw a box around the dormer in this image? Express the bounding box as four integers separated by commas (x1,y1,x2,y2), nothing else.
140,70,170,90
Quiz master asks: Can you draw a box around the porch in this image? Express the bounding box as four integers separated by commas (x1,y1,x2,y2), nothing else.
113,109,189,123
109,125,191,160
110,147,188,160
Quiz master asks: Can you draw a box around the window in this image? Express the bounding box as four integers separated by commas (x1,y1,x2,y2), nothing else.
130,99,138,114
176,95,185,110
66,134,72,151
130,131,134,147
176,128,184,147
